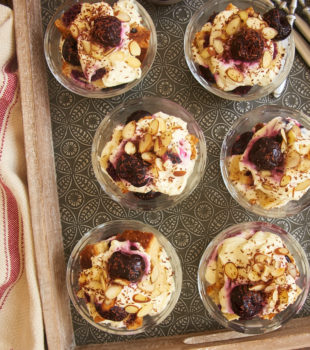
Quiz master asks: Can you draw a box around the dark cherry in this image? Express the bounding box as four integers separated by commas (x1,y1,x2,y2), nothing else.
231,131,254,155
133,191,161,200
199,65,215,83
116,154,149,187
230,284,265,320
166,152,182,164
106,161,120,182
91,68,107,81
108,251,146,282
91,16,122,47
263,8,292,41
62,4,82,27
71,69,85,81
62,35,80,66
248,137,283,170
96,305,128,321
203,32,210,48
230,28,265,61
126,110,151,123
232,86,252,96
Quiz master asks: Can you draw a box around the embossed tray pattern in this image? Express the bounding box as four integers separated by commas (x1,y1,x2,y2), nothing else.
41,0,310,345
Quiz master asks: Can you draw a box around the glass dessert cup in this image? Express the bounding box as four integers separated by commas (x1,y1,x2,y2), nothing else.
184,0,295,101
92,96,207,211
198,221,310,334
67,219,182,335
221,105,310,218
44,0,157,98
145,0,183,5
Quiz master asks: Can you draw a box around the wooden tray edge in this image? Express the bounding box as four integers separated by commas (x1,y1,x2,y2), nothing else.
13,0,310,349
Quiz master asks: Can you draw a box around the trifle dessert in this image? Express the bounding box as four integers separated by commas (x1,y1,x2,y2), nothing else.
54,0,151,90
228,116,310,209
99,110,199,199
191,3,292,95
204,228,301,321
77,229,175,330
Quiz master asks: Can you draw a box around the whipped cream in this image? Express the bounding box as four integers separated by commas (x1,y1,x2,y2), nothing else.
100,111,198,196
57,0,149,89
229,116,310,209
77,232,175,329
192,4,287,92
206,230,301,320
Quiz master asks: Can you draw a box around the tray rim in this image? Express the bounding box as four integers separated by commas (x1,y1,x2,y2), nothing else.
13,0,310,349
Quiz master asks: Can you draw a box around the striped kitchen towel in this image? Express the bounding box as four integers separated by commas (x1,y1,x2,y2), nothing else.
0,5,44,350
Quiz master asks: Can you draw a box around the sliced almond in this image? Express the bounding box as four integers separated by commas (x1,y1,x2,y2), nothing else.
272,288,279,302
124,141,136,155
133,294,151,303
254,253,272,265
248,270,261,282
154,137,167,157
149,119,159,135
110,50,125,62
245,7,255,16
298,158,310,172
141,152,156,163
138,280,154,292
295,179,310,191
261,170,271,177
160,132,172,147
126,56,141,68
129,40,141,56
291,125,301,137
287,263,297,278
137,303,152,317
226,68,243,82
246,17,262,30
287,129,296,144
116,11,131,22
280,174,291,187
105,284,122,299
151,165,159,178
125,305,139,314
100,155,109,169
264,283,277,293
226,16,241,35
224,262,238,279
139,133,153,153
213,39,224,54
261,266,272,282
157,117,166,132
281,140,287,153
262,51,272,69
200,48,210,59
114,278,130,286
262,27,278,40
122,121,136,139
285,150,301,168
207,46,216,57
271,267,285,277
281,129,287,143
253,263,264,274
155,158,164,171
70,24,79,39
239,172,253,185
278,289,289,304
238,10,248,22
81,40,91,54
249,284,265,291
275,247,289,255
151,265,159,283
275,275,287,285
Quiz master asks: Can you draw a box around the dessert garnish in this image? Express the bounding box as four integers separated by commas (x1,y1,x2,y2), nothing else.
205,229,301,321
99,111,199,199
77,230,175,330
191,3,292,95
228,116,310,209
54,0,151,90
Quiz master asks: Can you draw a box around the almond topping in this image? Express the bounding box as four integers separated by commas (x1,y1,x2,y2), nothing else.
295,179,310,191
139,133,153,153
254,253,272,265
264,284,276,293
262,51,272,69
213,39,224,54
226,16,241,35
275,275,286,285
133,294,151,303
287,263,297,278
160,132,172,147
70,24,79,39
81,40,91,54
149,119,159,135
246,17,262,30
280,175,291,187
275,247,289,255
116,11,131,22
137,303,152,317
125,56,141,68
113,278,130,286
271,267,285,277
278,289,289,304
110,50,125,62
124,141,136,155
129,40,141,56
285,151,301,168
141,152,156,163
226,68,244,82
157,117,166,132
224,262,238,279
173,170,186,177
249,284,265,291
125,305,139,314
238,10,248,22
248,270,261,282
151,265,159,283
262,27,278,40
122,121,136,139
105,284,122,299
